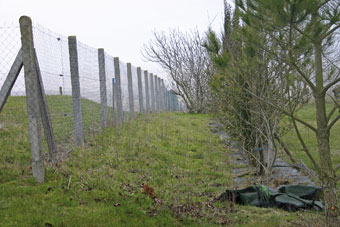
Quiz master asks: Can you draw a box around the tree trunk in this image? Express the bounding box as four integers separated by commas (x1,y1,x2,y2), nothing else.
315,96,339,226
314,41,339,226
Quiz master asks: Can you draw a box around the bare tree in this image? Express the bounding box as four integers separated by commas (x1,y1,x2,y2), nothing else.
143,29,212,113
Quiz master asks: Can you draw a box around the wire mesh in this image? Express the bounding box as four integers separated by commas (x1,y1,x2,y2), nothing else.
32,24,75,150
0,22,30,170
0,21,179,165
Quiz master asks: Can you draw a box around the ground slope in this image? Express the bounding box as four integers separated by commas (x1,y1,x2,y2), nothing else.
0,97,327,226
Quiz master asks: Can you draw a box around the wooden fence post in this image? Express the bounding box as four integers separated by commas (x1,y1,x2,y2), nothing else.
114,57,124,125
19,16,45,183
98,48,108,129
68,36,84,146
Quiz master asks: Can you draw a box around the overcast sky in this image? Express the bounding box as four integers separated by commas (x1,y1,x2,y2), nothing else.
1,0,231,79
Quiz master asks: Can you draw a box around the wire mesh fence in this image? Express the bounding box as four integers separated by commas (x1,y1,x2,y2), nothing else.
0,16,182,182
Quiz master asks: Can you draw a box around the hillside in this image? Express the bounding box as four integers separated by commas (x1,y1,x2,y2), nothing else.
0,96,326,226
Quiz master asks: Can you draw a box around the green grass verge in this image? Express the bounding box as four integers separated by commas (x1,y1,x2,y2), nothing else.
281,104,340,175
0,96,328,226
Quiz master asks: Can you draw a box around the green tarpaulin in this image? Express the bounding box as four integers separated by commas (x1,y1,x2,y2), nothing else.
217,184,323,211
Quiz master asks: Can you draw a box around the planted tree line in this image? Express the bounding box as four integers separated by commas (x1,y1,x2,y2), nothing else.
0,16,181,183
203,0,340,225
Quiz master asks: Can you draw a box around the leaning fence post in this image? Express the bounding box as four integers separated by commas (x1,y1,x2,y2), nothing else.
114,57,124,125
68,36,84,146
137,67,144,113
112,78,117,125
0,49,23,112
98,48,108,129
150,73,155,112
19,16,45,183
144,70,150,113
34,51,58,161
127,63,135,119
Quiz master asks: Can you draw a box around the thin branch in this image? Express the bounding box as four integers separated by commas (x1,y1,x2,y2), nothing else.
291,117,321,174
321,24,340,41
323,76,340,94
290,60,316,91
246,88,317,132
335,163,340,172
326,105,337,123
327,114,340,131
274,133,297,164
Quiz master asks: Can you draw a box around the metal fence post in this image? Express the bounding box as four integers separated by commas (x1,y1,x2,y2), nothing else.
114,57,124,125
127,63,134,119
68,36,84,146
19,16,45,183
150,73,155,112
137,67,144,113
98,48,108,129
144,70,150,113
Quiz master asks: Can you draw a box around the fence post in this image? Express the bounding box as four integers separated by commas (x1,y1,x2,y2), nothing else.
158,77,163,112
170,91,175,111
144,70,150,113
68,36,84,146
98,48,108,129
127,63,135,119
114,57,124,125
161,79,165,111
137,67,144,113
112,78,117,125
0,49,23,112
19,16,45,183
154,76,158,112
150,73,155,112
155,76,161,112
163,80,167,111
34,51,58,161
158,77,161,112
174,93,179,111
158,77,162,112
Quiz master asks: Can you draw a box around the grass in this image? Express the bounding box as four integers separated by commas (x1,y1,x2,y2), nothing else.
281,104,340,176
0,96,330,226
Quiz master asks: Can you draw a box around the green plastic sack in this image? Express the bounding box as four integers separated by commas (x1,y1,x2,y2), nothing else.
217,184,323,211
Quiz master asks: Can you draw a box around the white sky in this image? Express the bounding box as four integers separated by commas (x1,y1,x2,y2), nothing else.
1,0,231,79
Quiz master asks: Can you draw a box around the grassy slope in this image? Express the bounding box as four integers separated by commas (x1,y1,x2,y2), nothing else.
0,96,327,226
281,104,340,176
